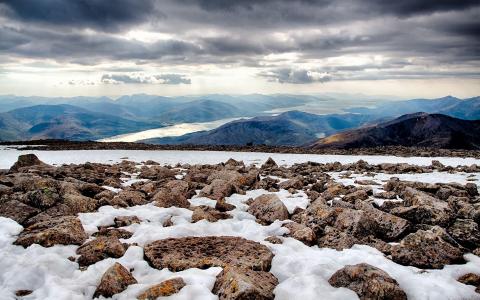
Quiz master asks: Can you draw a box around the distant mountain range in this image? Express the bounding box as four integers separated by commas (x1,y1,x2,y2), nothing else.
0,94,479,147
0,104,160,141
310,113,480,150
143,111,377,146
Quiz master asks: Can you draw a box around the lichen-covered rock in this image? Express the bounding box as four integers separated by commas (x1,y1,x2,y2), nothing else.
112,190,147,207
328,263,407,300
247,194,288,225
391,226,464,269
0,200,40,225
457,273,480,293
137,277,186,300
114,215,141,227
278,177,304,190
25,188,61,209
139,165,176,180
144,236,273,271
93,227,133,239
212,266,278,300
15,216,87,247
447,219,480,249
343,190,369,203
282,221,316,246
191,205,232,223
76,236,127,266
9,154,46,172
93,263,137,298
199,179,236,200
152,180,192,208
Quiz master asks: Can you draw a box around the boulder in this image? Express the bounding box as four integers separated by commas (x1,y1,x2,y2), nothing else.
390,226,464,269
9,154,46,172
144,236,273,271
76,236,127,266
282,222,316,246
215,199,236,212
328,263,407,300
212,266,278,300
137,277,186,300
24,203,73,226
191,205,232,223
139,166,176,180
0,200,40,225
93,227,133,239
93,263,137,298
153,188,189,208
112,190,147,207
247,194,289,225
278,177,304,190
343,190,369,203
261,157,277,168
199,179,236,200
15,216,87,247
447,219,480,249
25,188,61,209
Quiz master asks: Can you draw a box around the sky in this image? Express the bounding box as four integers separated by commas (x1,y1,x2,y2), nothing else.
0,0,479,98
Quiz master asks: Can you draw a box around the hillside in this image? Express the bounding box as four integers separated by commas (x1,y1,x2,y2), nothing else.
311,113,480,150
143,111,375,146
0,104,161,141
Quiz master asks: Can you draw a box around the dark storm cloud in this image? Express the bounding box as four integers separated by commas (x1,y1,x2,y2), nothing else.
0,0,159,31
0,0,478,82
101,73,191,84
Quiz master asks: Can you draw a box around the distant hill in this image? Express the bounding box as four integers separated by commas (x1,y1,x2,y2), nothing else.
310,113,480,150
0,104,161,141
142,111,376,146
346,96,480,120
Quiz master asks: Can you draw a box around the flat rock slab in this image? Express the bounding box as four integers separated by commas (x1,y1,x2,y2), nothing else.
14,216,87,247
144,236,274,272
137,277,186,300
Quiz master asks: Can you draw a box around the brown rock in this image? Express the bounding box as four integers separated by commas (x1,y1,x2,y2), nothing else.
212,266,278,300
153,181,192,208
282,222,316,246
93,263,137,298
215,199,236,212
9,154,46,172
264,236,283,244
76,236,127,266
391,226,464,269
0,200,40,225
191,205,232,223
144,236,273,271
447,219,480,249
15,216,87,247
137,277,186,300
25,188,61,209
328,263,407,300
139,165,176,180
343,190,369,203
199,179,236,200
247,194,288,225
114,215,141,227
15,290,33,297
458,273,480,293
278,177,304,190
112,190,147,207
93,227,133,239
262,157,277,168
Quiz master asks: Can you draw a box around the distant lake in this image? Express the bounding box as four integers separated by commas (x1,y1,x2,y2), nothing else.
99,117,245,143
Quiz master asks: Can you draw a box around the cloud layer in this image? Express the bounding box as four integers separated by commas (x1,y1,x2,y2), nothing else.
0,0,478,90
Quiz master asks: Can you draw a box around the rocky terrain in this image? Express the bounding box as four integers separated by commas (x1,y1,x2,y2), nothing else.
1,153,480,299
2,139,480,158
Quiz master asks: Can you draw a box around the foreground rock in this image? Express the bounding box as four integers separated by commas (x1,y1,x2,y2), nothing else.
76,236,127,266
0,200,40,225
247,194,289,225
144,236,273,271
390,226,464,269
137,277,186,300
457,273,480,293
9,154,46,172
191,205,232,223
212,266,278,300
94,263,137,298
328,263,407,300
15,216,87,247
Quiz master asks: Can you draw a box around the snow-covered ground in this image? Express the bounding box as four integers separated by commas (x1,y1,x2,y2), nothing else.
2,146,480,169
1,149,480,299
